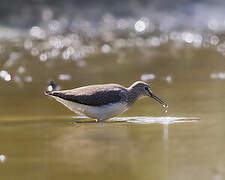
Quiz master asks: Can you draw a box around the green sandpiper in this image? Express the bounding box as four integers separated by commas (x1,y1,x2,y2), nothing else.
45,81,168,122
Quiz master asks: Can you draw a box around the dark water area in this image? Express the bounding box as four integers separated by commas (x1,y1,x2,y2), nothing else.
1,1,225,180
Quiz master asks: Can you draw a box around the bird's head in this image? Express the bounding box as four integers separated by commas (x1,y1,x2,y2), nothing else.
130,81,168,108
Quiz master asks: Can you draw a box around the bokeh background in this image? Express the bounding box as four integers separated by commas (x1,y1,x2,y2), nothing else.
0,0,225,179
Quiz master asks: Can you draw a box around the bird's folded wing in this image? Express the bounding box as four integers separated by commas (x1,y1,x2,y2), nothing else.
49,89,124,106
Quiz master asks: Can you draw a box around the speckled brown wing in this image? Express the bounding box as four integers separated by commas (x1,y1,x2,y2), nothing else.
46,84,128,106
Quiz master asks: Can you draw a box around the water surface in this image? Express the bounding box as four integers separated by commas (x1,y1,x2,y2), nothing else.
1,67,225,180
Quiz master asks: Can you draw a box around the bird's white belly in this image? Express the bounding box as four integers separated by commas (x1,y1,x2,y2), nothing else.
53,97,128,121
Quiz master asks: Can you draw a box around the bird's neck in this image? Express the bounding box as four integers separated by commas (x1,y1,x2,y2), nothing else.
127,87,142,105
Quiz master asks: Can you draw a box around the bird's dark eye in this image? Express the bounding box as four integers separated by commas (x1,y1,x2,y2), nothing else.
144,86,149,90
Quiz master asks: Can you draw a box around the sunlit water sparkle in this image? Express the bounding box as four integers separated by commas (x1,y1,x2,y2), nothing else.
0,155,6,163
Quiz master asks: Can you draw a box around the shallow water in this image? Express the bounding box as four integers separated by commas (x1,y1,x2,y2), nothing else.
1,52,225,180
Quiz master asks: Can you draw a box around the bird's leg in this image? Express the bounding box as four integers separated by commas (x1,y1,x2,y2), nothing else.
97,119,104,123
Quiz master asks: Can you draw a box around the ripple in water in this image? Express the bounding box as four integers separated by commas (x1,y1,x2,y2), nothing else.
72,116,199,124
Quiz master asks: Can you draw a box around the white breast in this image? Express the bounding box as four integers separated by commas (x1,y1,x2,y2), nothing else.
53,96,128,121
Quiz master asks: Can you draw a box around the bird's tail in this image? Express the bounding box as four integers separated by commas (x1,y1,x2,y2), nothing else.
44,80,60,95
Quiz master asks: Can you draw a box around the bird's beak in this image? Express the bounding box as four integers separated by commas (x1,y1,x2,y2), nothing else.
149,91,168,108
